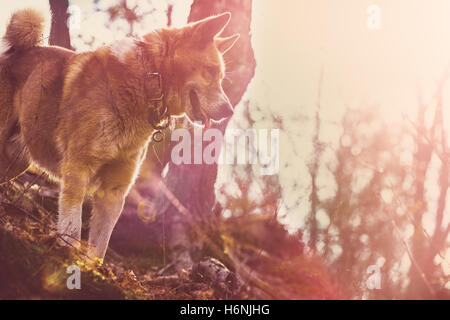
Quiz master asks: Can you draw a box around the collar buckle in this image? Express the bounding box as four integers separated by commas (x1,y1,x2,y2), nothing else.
146,72,164,101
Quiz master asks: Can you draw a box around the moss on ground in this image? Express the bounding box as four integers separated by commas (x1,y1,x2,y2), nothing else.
0,181,342,299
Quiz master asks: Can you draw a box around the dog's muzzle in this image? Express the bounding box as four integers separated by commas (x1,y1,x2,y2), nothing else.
189,89,207,123
211,102,233,121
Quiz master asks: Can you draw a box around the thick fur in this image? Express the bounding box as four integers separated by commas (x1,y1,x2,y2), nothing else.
0,9,238,259
5,9,45,49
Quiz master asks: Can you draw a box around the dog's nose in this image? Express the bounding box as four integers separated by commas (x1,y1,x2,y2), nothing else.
210,102,233,121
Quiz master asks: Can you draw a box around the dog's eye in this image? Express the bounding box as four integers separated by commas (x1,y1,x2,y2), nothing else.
208,67,217,75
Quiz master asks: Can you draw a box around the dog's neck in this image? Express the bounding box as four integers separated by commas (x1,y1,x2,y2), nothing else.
136,41,170,135
108,33,171,140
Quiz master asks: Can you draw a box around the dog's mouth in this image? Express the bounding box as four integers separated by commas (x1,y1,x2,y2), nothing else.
189,89,209,125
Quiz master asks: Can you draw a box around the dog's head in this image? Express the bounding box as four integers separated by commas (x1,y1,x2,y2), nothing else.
155,13,239,126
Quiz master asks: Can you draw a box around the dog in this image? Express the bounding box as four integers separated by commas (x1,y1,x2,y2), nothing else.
0,8,238,260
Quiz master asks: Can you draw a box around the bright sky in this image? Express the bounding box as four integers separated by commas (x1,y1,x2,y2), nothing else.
243,0,450,233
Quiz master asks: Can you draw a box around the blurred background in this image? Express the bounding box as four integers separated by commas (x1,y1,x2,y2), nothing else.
0,0,449,299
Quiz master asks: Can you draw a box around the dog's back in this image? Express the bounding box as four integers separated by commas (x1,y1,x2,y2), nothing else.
0,9,74,180
0,9,51,182
1,9,73,86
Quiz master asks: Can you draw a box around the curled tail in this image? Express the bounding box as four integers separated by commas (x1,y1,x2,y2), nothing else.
2,9,45,52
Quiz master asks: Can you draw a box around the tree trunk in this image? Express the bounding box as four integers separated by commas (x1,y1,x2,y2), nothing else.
49,0,72,49
148,0,256,272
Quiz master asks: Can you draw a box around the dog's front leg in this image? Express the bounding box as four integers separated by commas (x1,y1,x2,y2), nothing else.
87,189,126,259
87,155,142,260
58,164,89,247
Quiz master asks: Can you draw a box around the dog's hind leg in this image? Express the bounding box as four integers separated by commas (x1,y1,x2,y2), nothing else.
0,105,30,184
58,161,90,248
0,135,30,184
0,80,30,184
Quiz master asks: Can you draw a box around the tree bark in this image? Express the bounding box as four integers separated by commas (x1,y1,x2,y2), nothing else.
148,0,256,271
49,0,72,49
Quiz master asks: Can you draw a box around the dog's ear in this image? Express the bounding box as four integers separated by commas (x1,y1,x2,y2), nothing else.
192,12,231,44
215,34,240,54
